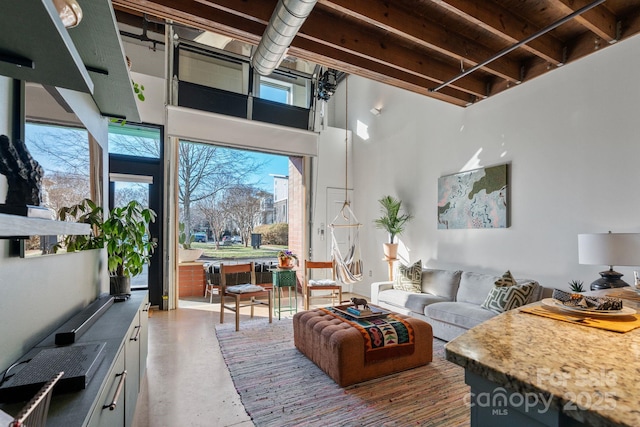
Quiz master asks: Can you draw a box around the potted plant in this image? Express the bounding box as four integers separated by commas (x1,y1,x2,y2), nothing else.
277,249,298,269
373,195,413,260
178,222,204,263
56,198,157,297
568,280,585,293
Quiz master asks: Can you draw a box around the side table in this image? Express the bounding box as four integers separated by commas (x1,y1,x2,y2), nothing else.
272,269,298,319
384,258,398,281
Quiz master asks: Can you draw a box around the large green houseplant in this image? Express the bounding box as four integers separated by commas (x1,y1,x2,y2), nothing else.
373,195,413,260
57,198,157,297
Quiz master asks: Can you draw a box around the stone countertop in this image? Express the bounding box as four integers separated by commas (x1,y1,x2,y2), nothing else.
445,290,640,427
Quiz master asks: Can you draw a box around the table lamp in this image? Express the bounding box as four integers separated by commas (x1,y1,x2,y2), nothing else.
578,231,640,290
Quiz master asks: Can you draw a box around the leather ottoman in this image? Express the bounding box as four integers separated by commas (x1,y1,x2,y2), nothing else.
293,309,433,387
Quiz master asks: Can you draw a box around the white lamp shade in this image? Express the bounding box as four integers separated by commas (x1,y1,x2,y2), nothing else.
578,233,640,266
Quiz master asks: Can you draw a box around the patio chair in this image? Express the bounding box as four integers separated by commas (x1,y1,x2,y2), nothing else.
220,262,272,331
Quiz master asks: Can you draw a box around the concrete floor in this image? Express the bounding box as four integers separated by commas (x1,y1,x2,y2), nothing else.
133,291,358,427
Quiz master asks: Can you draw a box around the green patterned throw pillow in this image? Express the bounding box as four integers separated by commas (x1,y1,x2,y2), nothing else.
481,271,536,314
494,270,517,287
393,260,422,293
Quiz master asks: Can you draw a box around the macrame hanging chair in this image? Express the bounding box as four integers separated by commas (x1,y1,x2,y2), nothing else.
329,75,363,285
330,202,363,284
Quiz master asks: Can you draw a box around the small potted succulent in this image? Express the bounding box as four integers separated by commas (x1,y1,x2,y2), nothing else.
569,280,585,293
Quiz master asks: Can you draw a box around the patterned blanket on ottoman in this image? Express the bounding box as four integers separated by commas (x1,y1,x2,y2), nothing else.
293,309,433,386
319,307,415,362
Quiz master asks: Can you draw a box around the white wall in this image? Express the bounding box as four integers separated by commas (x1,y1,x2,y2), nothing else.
310,127,353,262
336,35,640,296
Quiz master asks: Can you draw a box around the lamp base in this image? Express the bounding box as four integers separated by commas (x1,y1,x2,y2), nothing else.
590,269,630,290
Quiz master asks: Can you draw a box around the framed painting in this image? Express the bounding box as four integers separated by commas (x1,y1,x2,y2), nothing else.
437,164,509,229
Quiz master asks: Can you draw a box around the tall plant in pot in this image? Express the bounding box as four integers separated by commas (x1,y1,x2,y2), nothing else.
104,201,157,297
374,195,412,260
56,198,157,298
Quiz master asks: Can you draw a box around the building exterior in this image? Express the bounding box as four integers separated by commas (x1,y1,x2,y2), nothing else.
273,174,288,224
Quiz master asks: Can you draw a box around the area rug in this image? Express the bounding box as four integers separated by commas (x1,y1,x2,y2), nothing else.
215,318,470,426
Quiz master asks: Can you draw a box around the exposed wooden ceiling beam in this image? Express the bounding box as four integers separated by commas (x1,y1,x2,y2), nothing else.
317,0,521,83
299,9,488,97
113,0,264,45
434,0,565,65
555,0,618,42
289,37,476,106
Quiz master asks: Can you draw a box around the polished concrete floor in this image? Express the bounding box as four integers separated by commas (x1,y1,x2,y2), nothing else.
133,291,357,427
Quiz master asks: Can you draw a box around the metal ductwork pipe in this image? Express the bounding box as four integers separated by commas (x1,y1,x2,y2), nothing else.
251,0,317,76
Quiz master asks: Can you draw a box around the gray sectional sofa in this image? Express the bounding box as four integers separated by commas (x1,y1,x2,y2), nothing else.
371,268,547,341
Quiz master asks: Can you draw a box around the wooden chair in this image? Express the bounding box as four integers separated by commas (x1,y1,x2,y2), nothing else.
204,266,219,303
304,260,341,310
220,262,272,331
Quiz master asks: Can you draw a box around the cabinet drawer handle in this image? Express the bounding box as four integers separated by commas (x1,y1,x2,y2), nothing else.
142,302,151,312
103,370,127,411
130,325,141,342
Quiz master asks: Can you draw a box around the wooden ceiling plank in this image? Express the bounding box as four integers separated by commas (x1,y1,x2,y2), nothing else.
554,0,618,42
193,0,274,25
435,0,565,65
289,38,475,106
318,0,521,83
298,9,488,97
113,0,264,45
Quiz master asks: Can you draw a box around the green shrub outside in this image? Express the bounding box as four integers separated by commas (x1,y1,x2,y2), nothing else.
253,223,288,245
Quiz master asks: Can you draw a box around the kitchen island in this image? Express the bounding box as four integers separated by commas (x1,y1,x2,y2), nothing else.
445,290,640,427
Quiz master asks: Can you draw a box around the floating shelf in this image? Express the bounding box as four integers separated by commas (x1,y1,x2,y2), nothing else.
0,213,90,238
0,0,93,94
70,0,140,122
0,0,140,122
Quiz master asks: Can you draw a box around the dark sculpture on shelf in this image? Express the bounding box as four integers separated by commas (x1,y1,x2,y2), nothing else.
0,134,44,206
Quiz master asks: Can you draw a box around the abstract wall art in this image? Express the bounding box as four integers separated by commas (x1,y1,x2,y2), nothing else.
437,164,509,229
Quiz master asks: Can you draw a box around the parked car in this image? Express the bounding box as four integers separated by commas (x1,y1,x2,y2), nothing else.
231,235,242,243
193,232,207,242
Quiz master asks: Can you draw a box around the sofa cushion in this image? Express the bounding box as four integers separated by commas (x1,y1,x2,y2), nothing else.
481,281,538,314
456,272,501,305
421,269,462,300
426,301,496,330
393,260,422,293
378,289,448,315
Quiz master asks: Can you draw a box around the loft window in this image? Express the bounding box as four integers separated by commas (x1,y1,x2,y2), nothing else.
259,77,293,105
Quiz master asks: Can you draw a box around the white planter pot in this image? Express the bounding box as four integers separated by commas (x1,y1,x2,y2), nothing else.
179,247,204,263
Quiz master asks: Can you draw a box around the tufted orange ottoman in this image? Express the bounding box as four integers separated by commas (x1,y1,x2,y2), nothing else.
293,308,433,387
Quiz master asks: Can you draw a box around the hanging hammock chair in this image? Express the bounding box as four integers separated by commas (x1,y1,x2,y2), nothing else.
329,202,363,285
324,74,363,285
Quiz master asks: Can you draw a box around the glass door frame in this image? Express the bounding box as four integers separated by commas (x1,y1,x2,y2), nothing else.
109,153,164,307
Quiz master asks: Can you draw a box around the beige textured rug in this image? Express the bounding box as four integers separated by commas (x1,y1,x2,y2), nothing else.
215,318,470,426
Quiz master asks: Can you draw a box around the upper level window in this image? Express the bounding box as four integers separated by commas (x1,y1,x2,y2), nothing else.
108,123,161,158
259,77,293,105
